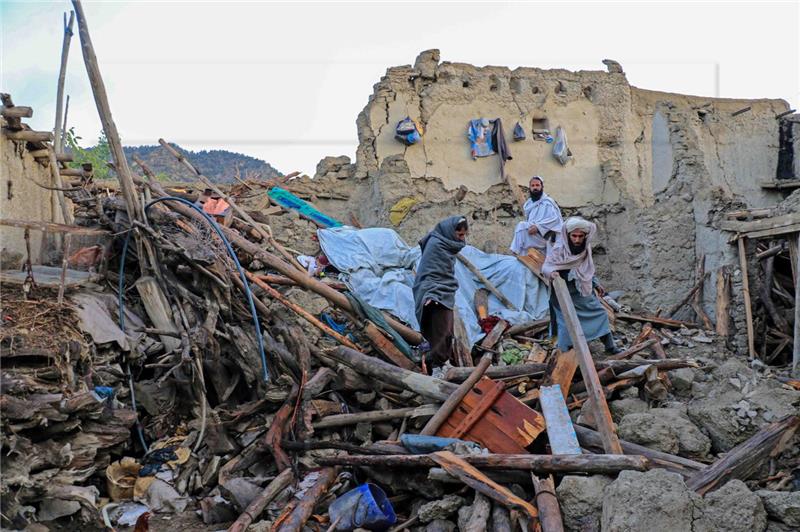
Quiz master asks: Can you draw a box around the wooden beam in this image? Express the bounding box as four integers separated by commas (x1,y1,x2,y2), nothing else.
760,179,800,190
421,354,492,436
551,276,622,454
72,0,142,223
47,149,74,225
686,415,799,495
0,218,107,235
0,106,32,119
53,11,75,155
227,468,293,532
3,129,53,143
317,452,650,474
444,363,547,383
719,212,800,233
738,237,756,359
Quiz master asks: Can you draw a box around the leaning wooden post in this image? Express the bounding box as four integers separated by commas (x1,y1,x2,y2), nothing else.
71,0,141,223
737,237,756,360
421,354,492,436
793,232,800,376
457,254,516,310
551,276,622,454
53,11,75,155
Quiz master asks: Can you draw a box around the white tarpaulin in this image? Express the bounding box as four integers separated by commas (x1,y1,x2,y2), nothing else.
318,226,549,346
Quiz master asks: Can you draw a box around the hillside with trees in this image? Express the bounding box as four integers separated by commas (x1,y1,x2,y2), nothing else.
66,130,282,183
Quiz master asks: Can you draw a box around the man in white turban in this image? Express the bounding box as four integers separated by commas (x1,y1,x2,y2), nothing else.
543,216,622,354
510,175,563,256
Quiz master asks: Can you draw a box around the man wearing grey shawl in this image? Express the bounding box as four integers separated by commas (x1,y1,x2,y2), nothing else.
543,217,622,354
413,216,468,365
510,175,563,256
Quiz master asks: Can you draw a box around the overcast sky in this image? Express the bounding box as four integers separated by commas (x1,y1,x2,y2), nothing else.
2,1,798,175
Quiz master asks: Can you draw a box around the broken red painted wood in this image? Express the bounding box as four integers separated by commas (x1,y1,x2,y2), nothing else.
316,452,650,474
686,415,800,495
435,377,545,454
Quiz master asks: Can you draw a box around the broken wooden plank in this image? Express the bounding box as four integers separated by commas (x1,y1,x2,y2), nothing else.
551,277,622,454
718,212,800,233
737,237,757,359
452,310,473,367
540,384,581,455
421,354,492,436
543,349,578,399
430,451,539,523
686,415,799,495
317,452,649,474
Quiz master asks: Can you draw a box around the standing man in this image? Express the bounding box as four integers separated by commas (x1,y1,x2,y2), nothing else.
413,216,469,367
510,175,563,256
543,217,623,355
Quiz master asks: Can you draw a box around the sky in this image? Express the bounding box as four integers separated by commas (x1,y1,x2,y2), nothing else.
1,1,799,176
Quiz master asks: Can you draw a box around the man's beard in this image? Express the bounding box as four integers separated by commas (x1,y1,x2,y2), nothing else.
568,240,586,255
529,190,543,201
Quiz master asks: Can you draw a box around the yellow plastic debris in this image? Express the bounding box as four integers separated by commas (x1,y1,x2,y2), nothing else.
389,197,419,226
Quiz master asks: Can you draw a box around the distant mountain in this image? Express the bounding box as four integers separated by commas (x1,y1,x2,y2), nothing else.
122,144,283,183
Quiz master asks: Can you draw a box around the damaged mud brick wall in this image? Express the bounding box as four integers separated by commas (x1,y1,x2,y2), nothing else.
302,50,796,352
0,121,64,267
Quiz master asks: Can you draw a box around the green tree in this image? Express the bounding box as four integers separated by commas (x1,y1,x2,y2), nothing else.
65,128,113,180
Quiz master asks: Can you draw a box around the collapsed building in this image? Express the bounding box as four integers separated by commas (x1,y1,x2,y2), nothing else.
2,23,800,532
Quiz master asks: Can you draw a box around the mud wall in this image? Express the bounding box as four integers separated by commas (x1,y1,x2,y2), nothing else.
307,50,794,355
0,131,61,267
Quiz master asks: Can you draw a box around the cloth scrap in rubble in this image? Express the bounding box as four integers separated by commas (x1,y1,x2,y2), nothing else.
317,226,549,346
268,186,343,228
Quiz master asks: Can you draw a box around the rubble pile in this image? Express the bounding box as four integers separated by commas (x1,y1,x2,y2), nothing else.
2,147,799,531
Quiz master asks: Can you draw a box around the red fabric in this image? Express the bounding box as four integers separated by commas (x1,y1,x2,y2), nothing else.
479,315,501,334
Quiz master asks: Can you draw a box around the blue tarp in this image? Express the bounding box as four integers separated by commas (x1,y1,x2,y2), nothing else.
318,227,549,346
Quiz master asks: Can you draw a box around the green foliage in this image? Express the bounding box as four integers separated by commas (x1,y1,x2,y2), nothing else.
65,128,113,180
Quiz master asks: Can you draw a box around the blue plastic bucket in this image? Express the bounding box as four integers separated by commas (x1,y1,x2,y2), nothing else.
328,483,397,531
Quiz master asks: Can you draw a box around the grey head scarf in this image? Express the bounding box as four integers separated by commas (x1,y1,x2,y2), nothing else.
413,216,467,324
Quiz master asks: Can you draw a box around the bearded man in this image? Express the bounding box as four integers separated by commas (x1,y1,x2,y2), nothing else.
510,175,563,256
